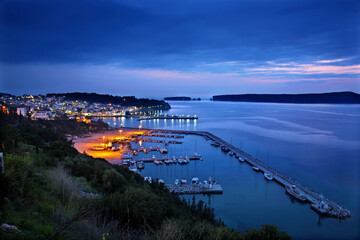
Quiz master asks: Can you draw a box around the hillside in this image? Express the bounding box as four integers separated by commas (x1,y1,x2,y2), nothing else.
0,112,291,240
212,91,360,104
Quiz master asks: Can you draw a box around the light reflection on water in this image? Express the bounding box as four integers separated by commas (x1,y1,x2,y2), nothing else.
102,101,360,240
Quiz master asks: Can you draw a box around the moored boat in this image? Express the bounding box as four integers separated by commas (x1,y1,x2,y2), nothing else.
229,151,234,156
211,142,220,147
238,157,245,163
264,172,273,181
191,177,200,184
144,176,152,183
220,145,230,152
137,161,144,169
285,185,307,202
181,179,187,184
252,166,260,172
310,201,330,215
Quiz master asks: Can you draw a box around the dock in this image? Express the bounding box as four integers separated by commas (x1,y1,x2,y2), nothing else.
121,127,351,219
166,184,223,195
131,156,202,163
144,133,184,138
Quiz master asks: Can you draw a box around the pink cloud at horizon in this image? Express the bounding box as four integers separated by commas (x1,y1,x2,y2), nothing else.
250,64,360,75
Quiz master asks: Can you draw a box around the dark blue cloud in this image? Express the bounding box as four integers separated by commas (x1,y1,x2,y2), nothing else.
1,0,359,68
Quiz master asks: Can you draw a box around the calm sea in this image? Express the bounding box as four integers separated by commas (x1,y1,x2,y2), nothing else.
103,101,360,240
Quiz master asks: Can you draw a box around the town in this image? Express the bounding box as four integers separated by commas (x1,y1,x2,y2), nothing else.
0,93,164,121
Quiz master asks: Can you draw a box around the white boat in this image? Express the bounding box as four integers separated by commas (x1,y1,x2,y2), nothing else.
174,179,179,185
252,166,260,172
159,147,168,154
144,176,152,183
152,155,156,159
285,185,307,202
192,177,199,184
238,157,245,163
137,161,144,169
229,151,234,156
153,160,160,165
310,200,330,215
193,152,202,159
164,159,171,165
184,155,190,163
181,179,187,185
264,172,273,181
129,164,137,172
159,179,165,184
122,151,133,159
172,156,177,163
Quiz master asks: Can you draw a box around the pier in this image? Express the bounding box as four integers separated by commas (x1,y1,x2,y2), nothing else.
138,115,198,121
166,184,223,195
121,127,351,219
132,156,202,163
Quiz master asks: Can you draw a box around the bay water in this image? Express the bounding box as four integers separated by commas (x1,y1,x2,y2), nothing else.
103,101,360,240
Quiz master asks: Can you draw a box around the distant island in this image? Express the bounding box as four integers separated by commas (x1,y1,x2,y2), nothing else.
164,96,201,101
47,92,171,109
212,91,360,104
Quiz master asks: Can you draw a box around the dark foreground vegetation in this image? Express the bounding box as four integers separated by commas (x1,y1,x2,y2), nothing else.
47,92,171,110
213,91,360,104
0,111,291,240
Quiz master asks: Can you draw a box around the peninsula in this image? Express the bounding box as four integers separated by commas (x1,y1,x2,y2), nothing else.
212,91,360,104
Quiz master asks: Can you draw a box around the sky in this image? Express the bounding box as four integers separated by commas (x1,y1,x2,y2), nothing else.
0,0,359,98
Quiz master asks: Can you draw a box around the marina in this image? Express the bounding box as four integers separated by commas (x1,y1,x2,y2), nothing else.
122,127,351,219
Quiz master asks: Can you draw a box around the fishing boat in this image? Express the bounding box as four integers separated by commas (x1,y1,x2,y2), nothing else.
285,185,307,202
264,172,273,181
252,166,260,172
153,160,160,165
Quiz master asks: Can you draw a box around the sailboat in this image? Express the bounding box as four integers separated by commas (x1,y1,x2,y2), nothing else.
263,152,273,181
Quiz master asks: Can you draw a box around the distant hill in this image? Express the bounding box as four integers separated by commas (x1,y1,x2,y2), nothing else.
0,92,15,97
212,92,360,104
164,96,192,101
47,92,171,109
